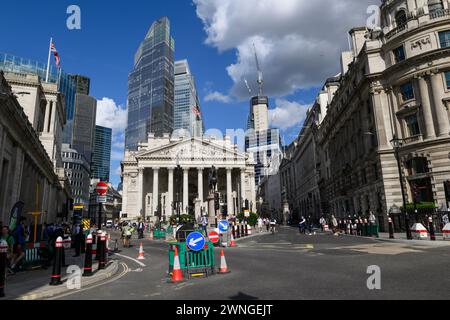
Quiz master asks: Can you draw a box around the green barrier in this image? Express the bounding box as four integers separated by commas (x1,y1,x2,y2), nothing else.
168,242,215,274
23,245,47,269
153,229,166,239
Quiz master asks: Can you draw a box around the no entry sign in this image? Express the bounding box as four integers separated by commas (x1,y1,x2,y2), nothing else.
96,182,108,195
208,231,219,244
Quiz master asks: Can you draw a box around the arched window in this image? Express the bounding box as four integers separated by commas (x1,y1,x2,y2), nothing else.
429,0,444,18
395,10,407,28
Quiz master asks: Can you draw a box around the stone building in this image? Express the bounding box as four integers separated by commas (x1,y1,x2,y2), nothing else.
316,0,450,229
121,134,257,223
0,72,71,225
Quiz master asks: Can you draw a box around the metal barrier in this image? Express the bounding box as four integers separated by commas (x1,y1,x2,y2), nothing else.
168,242,215,276
23,242,48,269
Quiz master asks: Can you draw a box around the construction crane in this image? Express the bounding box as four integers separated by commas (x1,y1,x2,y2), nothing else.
253,43,264,96
244,78,252,95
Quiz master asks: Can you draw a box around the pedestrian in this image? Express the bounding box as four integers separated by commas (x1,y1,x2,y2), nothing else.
137,219,144,239
319,216,326,232
201,215,209,235
122,222,132,248
257,217,263,233
1,226,16,275
299,216,306,234
442,213,449,226
11,217,27,271
369,211,377,237
265,218,270,232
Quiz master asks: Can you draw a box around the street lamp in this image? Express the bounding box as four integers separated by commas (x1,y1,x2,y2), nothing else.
390,135,412,240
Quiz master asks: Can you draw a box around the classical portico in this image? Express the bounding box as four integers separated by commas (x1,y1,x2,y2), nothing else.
121,134,257,223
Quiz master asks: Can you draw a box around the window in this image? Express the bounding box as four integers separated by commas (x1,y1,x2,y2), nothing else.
405,114,421,136
445,71,450,89
395,10,407,28
393,45,406,63
439,30,450,48
400,82,415,101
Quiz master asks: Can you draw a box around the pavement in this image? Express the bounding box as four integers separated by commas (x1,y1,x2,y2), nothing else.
2,248,119,300
39,226,450,300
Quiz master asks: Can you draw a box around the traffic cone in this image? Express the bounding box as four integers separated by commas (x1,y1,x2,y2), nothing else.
171,246,184,283
137,242,145,260
218,249,230,274
230,233,237,247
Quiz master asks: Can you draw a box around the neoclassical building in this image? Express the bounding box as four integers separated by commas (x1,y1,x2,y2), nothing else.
315,0,450,229
121,133,257,223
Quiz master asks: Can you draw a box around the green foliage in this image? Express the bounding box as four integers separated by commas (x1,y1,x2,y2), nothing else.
403,202,436,210
237,212,258,227
169,214,195,225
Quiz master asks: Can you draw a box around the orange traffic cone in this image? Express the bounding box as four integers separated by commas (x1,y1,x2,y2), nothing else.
171,246,184,282
230,233,237,247
137,242,145,260
218,249,230,274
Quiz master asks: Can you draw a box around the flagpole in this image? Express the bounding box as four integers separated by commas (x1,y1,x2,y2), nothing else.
45,37,53,83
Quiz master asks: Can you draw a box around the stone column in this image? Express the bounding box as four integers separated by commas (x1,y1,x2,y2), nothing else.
417,76,436,139
250,172,256,213
152,168,159,219
167,168,174,218
137,168,144,219
240,169,246,205
122,173,128,217
226,168,234,216
183,168,189,214
198,167,204,204
430,72,450,137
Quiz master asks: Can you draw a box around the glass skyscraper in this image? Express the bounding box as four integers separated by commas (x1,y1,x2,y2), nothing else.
174,60,204,137
0,53,77,144
125,17,175,150
92,126,112,182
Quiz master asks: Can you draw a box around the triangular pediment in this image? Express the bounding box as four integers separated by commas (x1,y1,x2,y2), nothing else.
135,137,247,161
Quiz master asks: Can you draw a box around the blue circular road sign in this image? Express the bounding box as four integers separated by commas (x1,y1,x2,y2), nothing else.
186,232,206,251
218,220,229,233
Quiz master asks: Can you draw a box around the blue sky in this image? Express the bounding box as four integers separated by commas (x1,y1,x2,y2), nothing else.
1,0,372,187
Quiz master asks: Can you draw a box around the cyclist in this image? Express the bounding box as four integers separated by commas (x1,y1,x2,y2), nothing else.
270,218,277,234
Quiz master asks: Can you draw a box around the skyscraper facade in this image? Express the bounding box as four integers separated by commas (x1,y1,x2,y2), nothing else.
174,59,204,137
125,17,175,150
0,53,77,145
92,126,112,182
70,75,97,164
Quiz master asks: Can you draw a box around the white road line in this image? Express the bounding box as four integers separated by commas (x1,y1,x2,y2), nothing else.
113,252,146,267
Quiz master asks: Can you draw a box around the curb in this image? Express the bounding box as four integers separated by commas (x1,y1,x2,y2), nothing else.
14,260,119,300
338,232,450,245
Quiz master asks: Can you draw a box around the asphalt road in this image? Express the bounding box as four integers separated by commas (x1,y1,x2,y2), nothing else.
53,226,450,300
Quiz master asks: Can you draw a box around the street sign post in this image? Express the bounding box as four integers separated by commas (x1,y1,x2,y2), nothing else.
186,232,206,252
218,220,229,233
96,182,108,227
208,231,219,244
97,196,107,203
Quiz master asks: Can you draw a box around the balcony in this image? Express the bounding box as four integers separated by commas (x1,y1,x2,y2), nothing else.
403,134,423,145
429,9,450,20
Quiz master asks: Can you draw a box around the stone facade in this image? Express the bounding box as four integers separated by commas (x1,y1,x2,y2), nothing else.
0,72,71,225
121,134,257,223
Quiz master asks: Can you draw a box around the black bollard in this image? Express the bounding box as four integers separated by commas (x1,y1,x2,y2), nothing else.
364,219,369,237
241,224,245,237
232,224,236,240
429,216,436,241
236,224,240,238
98,232,106,270
388,216,395,239
80,233,86,254
95,231,102,261
83,234,93,277
50,237,63,286
0,241,7,297
245,222,249,237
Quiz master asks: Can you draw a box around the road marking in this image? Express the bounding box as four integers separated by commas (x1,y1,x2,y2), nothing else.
48,262,129,300
113,252,146,267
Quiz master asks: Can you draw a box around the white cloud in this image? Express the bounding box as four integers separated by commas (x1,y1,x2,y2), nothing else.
96,97,127,132
204,91,232,103
269,98,310,130
194,0,375,98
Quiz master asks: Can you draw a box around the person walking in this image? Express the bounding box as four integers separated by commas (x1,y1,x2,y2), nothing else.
319,216,326,232
257,217,263,233
201,215,209,235
265,218,270,232
368,211,378,237
331,215,338,234
137,219,145,239
299,216,306,234
72,224,82,257
1,226,16,275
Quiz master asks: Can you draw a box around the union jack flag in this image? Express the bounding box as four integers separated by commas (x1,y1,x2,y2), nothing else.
51,42,61,68
192,105,201,120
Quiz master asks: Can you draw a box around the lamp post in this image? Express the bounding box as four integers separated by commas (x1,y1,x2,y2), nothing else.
390,135,412,240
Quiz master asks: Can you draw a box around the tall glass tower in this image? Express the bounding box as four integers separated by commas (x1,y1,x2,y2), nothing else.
92,126,112,182
174,60,204,137
125,17,175,150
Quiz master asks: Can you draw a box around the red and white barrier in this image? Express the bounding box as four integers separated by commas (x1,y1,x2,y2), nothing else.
411,223,428,240
443,223,450,240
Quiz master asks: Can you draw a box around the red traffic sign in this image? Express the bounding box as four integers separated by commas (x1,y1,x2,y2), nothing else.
96,182,108,195
208,231,219,244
